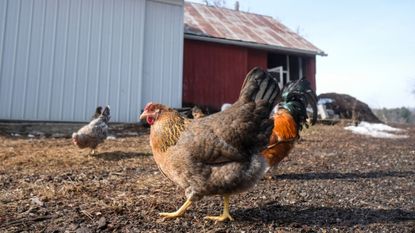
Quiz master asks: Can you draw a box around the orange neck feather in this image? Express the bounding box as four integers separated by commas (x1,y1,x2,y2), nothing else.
262,109,299,167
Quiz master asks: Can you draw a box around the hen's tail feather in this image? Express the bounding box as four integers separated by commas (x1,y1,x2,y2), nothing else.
102,106,110,116
239,67,280,107
92,106,103,119
100,106,111,123
277,79,318,131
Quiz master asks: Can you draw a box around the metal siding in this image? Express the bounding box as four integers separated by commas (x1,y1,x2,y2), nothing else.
0,0,184,122
142,1,183,109
1,0,21,119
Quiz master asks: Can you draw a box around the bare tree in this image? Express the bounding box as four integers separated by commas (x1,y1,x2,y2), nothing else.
295,25,308,38
203,0,226,7
234,1,240,11
411,79,415,96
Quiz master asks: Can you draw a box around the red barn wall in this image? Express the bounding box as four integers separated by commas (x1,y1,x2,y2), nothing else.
183,39,267,110
183,39,317,110
247,49,268,70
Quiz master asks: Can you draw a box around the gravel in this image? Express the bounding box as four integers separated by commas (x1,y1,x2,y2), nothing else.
0,124,414,232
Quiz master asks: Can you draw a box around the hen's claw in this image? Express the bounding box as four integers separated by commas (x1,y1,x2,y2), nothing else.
204,213,234,222
159,211,184,219
205,195,233,222
159,199,192,219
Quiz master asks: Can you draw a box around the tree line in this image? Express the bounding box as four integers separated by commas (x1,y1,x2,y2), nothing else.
373,107,415,124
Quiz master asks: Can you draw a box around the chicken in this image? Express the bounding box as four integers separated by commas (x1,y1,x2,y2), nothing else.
262,79,318,168
72,106,111,155
91,106,103,120
191,106,206,119
139,67,280,221
190,80,317,170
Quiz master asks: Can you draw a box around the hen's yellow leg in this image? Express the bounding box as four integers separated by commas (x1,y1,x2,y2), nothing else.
160,199,192,219
205,195,234,222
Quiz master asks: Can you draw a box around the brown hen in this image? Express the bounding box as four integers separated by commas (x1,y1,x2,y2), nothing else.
140,68,279,221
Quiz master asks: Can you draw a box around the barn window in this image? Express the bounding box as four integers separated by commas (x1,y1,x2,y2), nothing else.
267,53,290,89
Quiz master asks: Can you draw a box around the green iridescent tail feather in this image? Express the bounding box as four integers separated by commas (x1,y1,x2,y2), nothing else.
277,79,318,131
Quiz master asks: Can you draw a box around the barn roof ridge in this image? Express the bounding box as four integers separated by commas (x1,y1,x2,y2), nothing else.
184,1,327,56
185,1,277,19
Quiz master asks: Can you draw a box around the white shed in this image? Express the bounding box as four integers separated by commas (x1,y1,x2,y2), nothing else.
0,0,184,122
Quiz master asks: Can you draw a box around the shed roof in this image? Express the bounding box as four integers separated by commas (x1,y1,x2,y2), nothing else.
184,2,326,56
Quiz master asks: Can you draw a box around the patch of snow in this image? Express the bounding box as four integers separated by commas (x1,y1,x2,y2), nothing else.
106,135,117,140
30,130,45,136
11,133,21,137
28,134,35,138
51,133,66,138
123,132,139,136
357,121,404,132
344,121,408,139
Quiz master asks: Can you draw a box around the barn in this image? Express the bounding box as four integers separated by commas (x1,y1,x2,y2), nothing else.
183,2,326,111
0,0,325,123
0,0,184,123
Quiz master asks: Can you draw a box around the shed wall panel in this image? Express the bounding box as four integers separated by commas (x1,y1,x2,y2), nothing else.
0,0,184,122
142,1,184,109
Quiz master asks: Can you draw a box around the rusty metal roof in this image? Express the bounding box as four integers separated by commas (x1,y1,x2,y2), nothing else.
184,2,326,56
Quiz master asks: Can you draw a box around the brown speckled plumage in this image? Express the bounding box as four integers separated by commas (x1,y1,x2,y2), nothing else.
150,108,190,153
140,68,281,221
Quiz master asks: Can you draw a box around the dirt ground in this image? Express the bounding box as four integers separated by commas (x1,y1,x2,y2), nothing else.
0,124,414,232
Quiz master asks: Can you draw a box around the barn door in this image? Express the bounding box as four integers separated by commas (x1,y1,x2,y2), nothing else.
268,66,290,89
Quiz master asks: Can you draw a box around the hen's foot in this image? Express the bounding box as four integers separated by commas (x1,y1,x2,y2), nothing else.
204,194,233,222
159,199,192,219
159,211,184,219
204,212,234,222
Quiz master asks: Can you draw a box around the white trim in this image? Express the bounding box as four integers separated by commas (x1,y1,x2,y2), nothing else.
286,55,290,83
148,0,184,6
268,66,284,89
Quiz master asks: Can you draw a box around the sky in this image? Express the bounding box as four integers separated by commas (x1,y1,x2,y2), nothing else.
187,0,415,109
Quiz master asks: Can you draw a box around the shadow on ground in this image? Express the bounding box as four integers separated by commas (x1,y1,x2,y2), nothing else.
92,151,151,161
273,171,414,180
234,202,415,227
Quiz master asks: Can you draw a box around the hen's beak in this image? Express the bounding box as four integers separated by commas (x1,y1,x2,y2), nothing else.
139,110,149,121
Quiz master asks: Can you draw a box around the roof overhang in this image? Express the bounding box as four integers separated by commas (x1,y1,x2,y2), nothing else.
149,0,184,6
185,34,328,57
